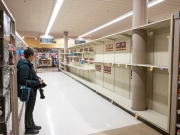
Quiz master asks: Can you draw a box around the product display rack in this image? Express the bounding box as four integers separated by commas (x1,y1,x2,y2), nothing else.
170,11,180,135
0,1,19,134
59,49,65,70
59,17,174,134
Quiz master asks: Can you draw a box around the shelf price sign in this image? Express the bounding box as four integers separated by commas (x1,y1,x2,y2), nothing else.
74,50,76,52
104,66,111,74
75,58,79,62
80,49,83,52
89,47,94,52
84,58,88,63
96,65,101,72
106,44,113,52
89,58,94,64
84,48,88,51
116,42,126,51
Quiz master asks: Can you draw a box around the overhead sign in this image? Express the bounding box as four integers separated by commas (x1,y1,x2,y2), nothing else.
40,35,54,44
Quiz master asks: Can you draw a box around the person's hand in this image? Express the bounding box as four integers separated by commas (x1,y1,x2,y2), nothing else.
39,79,44,84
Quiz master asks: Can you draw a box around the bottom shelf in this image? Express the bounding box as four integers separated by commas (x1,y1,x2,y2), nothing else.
60,69,168,132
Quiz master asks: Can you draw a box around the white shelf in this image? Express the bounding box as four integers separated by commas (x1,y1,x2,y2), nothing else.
74,51,94,54
60,62,68,66
67,56,79,58
67,64,95,71
61,70,168,131
136,18,170,31
61,53,69,54
136,64,168,69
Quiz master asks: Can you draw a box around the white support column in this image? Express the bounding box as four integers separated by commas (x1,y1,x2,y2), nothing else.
131,0,148,111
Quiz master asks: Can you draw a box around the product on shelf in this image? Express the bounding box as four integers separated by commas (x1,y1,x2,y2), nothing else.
0,93,11,123
0,40,9,67
177,129,180,135
0,112,12,135
0,66,10,96
177,123,180,128
178,88,180,97
80,59,84,64
8,43,16,51
8,51,15,65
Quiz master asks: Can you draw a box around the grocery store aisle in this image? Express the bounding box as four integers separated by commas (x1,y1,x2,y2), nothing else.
20,71,159,135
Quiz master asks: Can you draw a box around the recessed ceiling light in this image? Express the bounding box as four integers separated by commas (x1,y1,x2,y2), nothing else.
35,38,37,40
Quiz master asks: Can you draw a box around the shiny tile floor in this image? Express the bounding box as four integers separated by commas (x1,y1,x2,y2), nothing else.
21,71,141,135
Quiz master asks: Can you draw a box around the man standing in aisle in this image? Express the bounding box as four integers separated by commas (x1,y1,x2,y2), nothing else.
17,47,43,134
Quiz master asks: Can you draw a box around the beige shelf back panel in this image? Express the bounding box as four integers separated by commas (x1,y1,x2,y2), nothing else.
103,64,115,92
115,65,131,99
89,70,96,83
103,40,115,62
147,32,155,65
95,44,104,62
153,27,170,66
115,37,131,63
152,68,169,117
146,69,153,110
79,70,84,78
95,63,104,87
84,70,89,80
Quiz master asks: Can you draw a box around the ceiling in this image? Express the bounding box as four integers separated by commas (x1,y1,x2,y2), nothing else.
4,0,180,39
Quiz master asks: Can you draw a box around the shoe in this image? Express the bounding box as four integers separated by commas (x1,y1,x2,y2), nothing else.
34,125,42,130
25,128,39,134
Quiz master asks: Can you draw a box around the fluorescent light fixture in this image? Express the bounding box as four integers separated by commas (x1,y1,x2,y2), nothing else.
45,0,64,35
148,0,164,7
79,0,164,38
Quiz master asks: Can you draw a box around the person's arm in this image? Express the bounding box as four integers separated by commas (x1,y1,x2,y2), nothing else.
19,65,40,87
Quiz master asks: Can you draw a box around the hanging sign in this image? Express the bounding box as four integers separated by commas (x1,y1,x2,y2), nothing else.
96,65,101,72
104,66,111,74
89,58,94,64
89,47,94,52
106,44,113,52
84,48,88,51
116,42,126,51
84,58,88,63
80,49,83,52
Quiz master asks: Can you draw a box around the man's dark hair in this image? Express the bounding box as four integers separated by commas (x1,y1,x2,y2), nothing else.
24,47,34,58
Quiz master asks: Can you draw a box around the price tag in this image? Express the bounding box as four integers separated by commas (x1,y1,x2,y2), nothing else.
160,67,163,70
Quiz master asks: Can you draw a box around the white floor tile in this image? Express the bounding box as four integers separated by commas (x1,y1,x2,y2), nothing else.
23,71,141,135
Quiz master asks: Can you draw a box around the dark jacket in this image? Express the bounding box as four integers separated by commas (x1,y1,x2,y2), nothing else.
17,58,40,97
